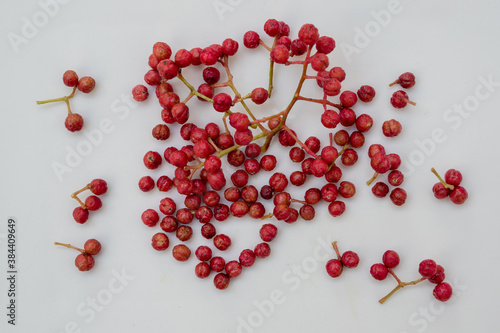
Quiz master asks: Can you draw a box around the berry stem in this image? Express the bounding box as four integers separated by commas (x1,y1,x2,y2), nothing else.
290,199,307,205
282,124,318,158
366,172,379,186
378,277,427,304
219,55,269,135
261,213,274,219
296,96,342,110
176,73,214,103
208,137,221,153
404,98,416,106
388,80,398,87
331,241,342,260
430,168,455,190
54,242,84,254
36,86,77,105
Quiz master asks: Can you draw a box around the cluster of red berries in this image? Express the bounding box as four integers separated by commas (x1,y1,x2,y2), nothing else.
370,250,453,303
131,19,463,291
54,239,102,271
366,144,407,205
431,168,468,204
36,70,96,132
325,241,359,278
389,72,416,109
71,179,108,224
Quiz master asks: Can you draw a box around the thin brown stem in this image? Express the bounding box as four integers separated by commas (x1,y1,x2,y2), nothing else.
378,277,426,304
54,242,84,253
283,124,318,158
431,168,454,190
331,241,342,261
36,86,77,105
296,96,343,110
366,172,379,186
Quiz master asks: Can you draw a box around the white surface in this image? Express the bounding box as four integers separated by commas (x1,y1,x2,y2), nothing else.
1,0,500,332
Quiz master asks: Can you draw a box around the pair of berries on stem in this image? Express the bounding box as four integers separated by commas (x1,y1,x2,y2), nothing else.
36,70,96,132
370,250,453,303
71,179,108,224
54,239,101,271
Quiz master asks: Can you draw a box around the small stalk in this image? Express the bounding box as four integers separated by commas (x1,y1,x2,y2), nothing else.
54,242,84,254
431,168,455,190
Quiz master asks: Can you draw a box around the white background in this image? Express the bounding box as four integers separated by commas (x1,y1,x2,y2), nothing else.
1,0,500,332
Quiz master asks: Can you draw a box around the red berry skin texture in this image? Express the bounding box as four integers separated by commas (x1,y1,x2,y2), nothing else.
419,259,438,278
372,182,390,198
390,188,407,206
341,251,359,268
260,223,278,242
65,113,84,132
433,282,453,302
450,186,468,205
195,262,211,279
225,260,243,278
83,239,101,255
77,76,95,93
85,195,102,211
328,201,346,217
75,254,95,271
142,209,159,227
73,207,89,224
445,169,463,186
213,273,230,290
151,233,169,251
370,263,389,280
357,85,376,102
213,234,231,251
63,70,78,87
172,244,191,261
138,176,155,192
382,250,400,269
239,249,256,267
382,119,402,137
326,259,343,278
254,243,271,258
132,84,149,102
429,265,446,284
89,179,107,195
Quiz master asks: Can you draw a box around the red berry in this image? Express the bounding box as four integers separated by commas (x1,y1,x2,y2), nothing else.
89,179,107,195
195,262,211,279
429,265,446,284
315,36,335,54
298,23,319,46
339,90,358,107
370,263,388,280
341,251,360,268
225,260,243,278
372,182,390,198
382,250,400,268
388,170,404,186
355,114,373,132
328,201,346,217
153,42,172,60
65,113,84,132
63,70,78,87
151,233,169,251
243,31,260,48
172,244,191,261
213,234,231,251
75,254,95,271
419,259,438,278
357,85,376,102
254,243,271,258
160,216,178,233
213,93,232,112
132,84,149,102
251,87,268,104
213,273,230,290
449,186,468,205
326,259,343,278
141,209,159,227
84,239,101,255
433,282,453,302
260,223,278,242
321,110,340,128
195,246,213,262
73,206,89,224
382,119,402,137
210,256,226,272
143,151,162,169
222,38,239,56
390,90,415,108
239,249,256,267
85,195,102,211
77,76,95,93
270,45,290,64
390,72,416,89
390,188,407,206
444,169,463,186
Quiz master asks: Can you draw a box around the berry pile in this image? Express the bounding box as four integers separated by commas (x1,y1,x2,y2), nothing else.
325,241,359,278
36,70,96,132
131,19,462,291
54,239,102,271
431,167,468,204
71,179,108,224
370,250,453,303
